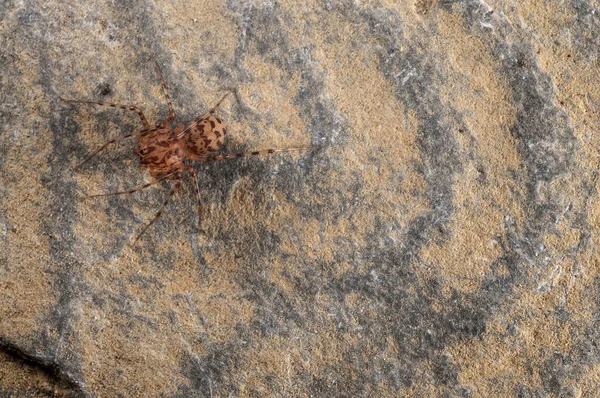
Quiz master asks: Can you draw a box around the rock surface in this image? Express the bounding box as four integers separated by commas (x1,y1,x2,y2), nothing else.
1,0,600,396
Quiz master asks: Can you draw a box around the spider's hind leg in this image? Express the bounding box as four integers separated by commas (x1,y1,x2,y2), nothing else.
84,172,177,198
188,167,204,230
130,179,182,246
187,145,317,163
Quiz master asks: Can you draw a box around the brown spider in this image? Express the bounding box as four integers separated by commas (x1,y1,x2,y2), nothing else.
60,63,314,246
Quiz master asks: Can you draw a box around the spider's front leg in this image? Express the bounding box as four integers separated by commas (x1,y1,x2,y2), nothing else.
59,97,151,129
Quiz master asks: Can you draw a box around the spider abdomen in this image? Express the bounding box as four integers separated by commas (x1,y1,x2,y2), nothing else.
183,115,226,155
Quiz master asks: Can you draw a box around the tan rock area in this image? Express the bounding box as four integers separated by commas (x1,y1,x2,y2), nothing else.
1,0,599,396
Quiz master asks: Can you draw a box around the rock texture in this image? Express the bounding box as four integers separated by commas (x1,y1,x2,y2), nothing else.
1,0,600,396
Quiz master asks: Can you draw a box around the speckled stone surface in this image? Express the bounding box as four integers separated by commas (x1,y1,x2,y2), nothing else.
1,1,600,396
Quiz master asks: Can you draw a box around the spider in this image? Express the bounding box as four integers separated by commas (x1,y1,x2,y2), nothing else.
60,63,314,246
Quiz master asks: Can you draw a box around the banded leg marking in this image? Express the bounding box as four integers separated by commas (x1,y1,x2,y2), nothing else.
130,180,182,246
153,62,175,129
188,167,203,229
85,172,178,198
74,127,161,169
187,146,317,163
59,97,150,129
177,93,230,139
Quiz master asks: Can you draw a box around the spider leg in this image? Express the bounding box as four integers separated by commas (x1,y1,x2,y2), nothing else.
74,126,161,169
130,180,182,246
206,93,230,116
177,93,230,139
153,62,175,129
75,132,135,169
59,97,150,129
85,172,177,198
188,167,203,229
186,145,317,163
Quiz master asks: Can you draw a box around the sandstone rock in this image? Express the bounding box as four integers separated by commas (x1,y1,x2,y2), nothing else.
1,1,599,396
